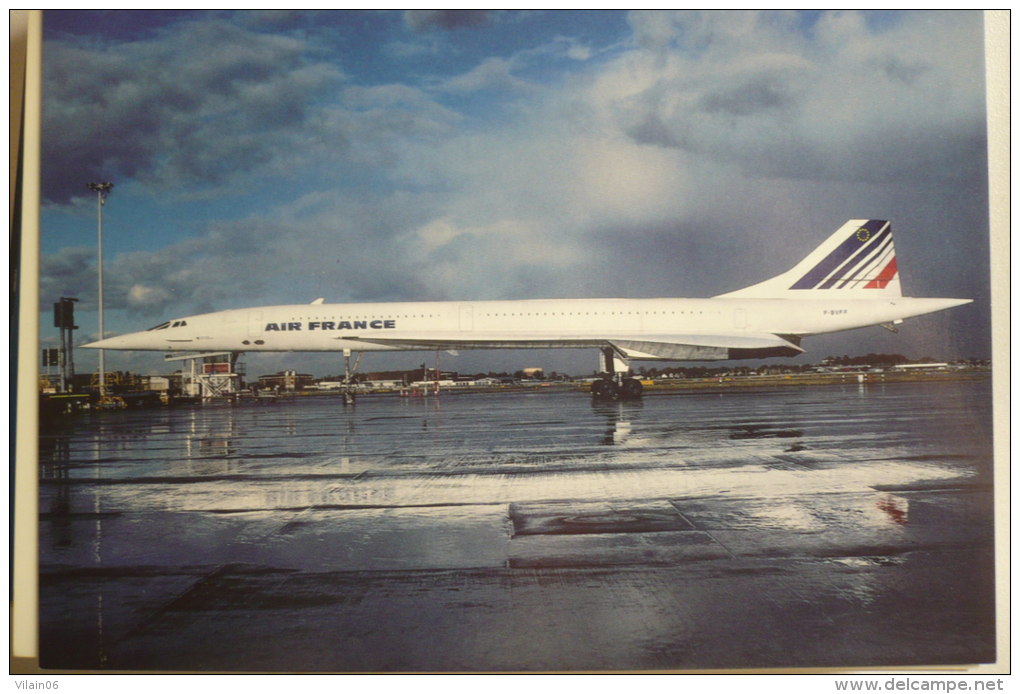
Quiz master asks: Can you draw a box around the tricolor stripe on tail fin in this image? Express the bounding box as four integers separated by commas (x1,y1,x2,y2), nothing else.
717,219,901,298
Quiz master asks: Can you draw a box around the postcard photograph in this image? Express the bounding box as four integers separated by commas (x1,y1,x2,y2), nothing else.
20,9,1002,674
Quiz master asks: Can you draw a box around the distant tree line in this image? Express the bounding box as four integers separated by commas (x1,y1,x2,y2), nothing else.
319,369,571,383
820,353,911,366
631,353,988,380
316,353,988,384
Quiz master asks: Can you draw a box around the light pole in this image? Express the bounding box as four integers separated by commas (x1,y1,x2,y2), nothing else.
87,181,113,398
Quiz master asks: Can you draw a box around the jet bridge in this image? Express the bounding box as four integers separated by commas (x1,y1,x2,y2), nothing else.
164,351,245,399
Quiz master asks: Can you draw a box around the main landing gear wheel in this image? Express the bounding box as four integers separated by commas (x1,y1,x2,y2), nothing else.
592,347,644,400
591,377,643,401
591,379,620,400
620,378,643,399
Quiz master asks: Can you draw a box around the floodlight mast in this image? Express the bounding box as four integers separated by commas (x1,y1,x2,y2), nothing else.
87,181,113,398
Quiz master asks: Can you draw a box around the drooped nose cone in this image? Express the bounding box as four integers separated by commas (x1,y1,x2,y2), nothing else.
81,335,122,349
82,331,162,350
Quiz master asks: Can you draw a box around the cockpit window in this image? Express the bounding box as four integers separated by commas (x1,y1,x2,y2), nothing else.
147,319,188,331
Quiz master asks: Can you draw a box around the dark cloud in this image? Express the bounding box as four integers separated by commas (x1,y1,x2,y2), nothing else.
616,11,986,189
699,76,792,117
41,19,344,205
235,10,313,29
404,10,494,32
39,246,96,305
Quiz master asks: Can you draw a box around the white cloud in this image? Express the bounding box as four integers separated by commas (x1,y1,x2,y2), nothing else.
413,217,463,253
127,284,171,307
438,57,534,94
565,42,592,61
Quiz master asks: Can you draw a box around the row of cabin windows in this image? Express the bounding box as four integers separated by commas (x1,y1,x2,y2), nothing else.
148,310,715,331
284,311,715,320
288,315,437,321
481,311,715,317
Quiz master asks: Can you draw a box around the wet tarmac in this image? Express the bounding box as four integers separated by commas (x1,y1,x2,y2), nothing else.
37,380,997,671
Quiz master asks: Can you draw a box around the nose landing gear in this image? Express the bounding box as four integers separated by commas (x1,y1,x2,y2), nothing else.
342,348,361,406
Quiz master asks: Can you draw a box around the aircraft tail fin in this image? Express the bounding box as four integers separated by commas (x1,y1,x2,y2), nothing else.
717,219,901,299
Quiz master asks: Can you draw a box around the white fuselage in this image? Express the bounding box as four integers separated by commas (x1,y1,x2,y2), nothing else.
87,295,966,358
83,219,972,364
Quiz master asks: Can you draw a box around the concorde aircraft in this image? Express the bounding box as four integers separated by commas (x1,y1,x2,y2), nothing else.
84,219,971,400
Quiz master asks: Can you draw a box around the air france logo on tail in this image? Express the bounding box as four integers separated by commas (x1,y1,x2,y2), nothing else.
790,219,898,290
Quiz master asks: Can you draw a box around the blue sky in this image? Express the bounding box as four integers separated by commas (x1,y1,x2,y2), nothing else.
39,10,991,377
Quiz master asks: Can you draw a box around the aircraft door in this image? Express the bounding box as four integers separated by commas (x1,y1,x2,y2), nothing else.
734,308,747,329
459,305,474,332
248,310,263,337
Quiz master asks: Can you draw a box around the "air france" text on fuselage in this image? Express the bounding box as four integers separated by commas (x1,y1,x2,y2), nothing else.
264,320,397,331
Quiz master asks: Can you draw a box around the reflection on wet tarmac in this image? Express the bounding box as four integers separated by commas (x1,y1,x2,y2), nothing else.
591,399,643,446
38,380,996,671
